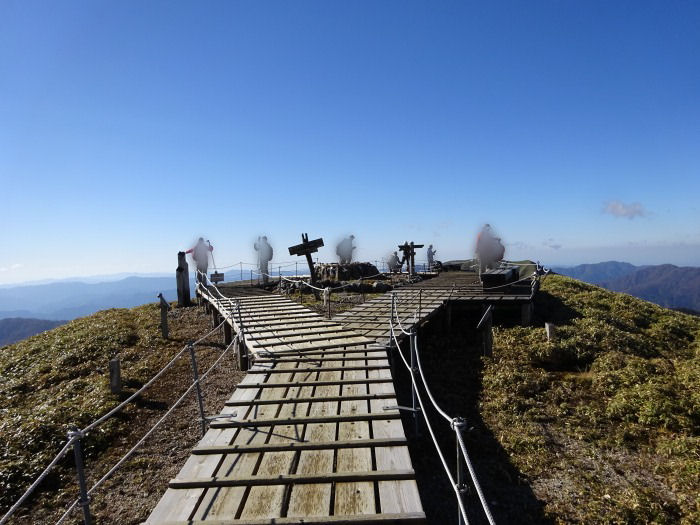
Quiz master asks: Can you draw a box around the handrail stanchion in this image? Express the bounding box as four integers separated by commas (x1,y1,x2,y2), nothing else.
235,300,249,371
453,418,468,525
188,344,207,436
409,328,419,434
67,428,92,525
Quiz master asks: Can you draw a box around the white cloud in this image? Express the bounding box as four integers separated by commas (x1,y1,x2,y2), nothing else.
0,263,22,272
542,238,562,250
603,200,648,219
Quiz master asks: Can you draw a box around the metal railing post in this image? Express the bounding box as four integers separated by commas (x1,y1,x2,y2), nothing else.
67,428,92,525
409,330,418,418
236,300,249,371
188,344,207,436
454,417,468,525
240,262,243,282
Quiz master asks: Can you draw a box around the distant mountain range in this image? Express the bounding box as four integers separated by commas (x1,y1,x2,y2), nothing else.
0,318,67,346
552,261,700,312
0,276,186,321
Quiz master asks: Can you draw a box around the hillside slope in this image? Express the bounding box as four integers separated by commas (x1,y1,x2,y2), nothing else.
0,318,66,346
0,302,243,524
482,275,699,523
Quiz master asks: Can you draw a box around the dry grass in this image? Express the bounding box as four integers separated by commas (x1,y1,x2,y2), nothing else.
481,275,699,524
0,302,244,524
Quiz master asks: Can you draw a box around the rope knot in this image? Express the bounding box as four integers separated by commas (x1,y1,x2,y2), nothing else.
451,417,467,431
67,428,85,440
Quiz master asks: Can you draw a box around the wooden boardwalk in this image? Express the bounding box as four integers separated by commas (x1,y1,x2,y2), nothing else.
335,271,537,343
146,285,425,524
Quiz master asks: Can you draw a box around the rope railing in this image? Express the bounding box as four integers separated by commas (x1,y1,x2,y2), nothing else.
55,339,235,525
196,274,296,352
0,300,229,525
388,294,496,525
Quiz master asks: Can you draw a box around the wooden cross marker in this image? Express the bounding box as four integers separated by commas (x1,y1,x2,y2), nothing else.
289,233,324,287
398,241,424,275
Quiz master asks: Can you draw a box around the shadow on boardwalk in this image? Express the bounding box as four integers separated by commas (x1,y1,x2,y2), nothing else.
391,308,553,525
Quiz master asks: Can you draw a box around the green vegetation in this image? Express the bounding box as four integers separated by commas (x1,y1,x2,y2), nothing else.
0,304,185,511
482,275,699,523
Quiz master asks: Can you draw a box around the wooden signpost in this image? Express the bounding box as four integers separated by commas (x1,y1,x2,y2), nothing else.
176,251,191,307
398,241,424,276
210,271,224,284
289,233,324,288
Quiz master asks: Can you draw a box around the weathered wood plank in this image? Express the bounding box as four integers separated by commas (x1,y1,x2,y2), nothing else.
170,470,416,488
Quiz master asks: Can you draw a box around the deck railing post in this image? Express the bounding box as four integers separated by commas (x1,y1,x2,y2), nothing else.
236,300,249,371
453,417,468,525
188,344,207,437
67,428,92,525
409,328,421,435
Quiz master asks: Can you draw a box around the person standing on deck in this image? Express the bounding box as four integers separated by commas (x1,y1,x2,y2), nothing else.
426,244,436,270
254,236,273,284
186,237,213,284
387,251,402,273
336,235,356,264
475,224,505,276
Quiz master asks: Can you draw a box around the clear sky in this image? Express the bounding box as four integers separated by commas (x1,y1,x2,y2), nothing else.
1,1,699,284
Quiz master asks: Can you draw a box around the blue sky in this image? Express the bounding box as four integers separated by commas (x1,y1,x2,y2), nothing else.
1,1,699,284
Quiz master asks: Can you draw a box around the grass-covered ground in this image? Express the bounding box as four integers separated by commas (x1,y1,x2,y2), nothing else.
1,276,698,523
0,302,242,524
481,275,699,523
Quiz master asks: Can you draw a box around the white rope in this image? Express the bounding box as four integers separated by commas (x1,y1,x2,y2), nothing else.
456,428,497,525
0,438,78,525
389,312,496,524
412,336,451,423
389,325,470,524
56,341,234,525
1,297,227,523
81,317,225,435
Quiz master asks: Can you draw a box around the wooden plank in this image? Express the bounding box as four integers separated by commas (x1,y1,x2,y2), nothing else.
236,363,319,519
210,412,401,429
257,332,367,346
189,359,304,520
252,356,386,364
157,512,426,524
259,347,386,358
225,393,395,407
169,470,416,488
193,438,408,455
335,361,375,515
235,378,392,389
369,362,423,515
247,366,390,374
251,328,358,340
286,354,342,518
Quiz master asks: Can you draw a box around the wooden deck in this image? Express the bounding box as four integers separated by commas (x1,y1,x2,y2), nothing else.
146,286,425,524
335,271,536,343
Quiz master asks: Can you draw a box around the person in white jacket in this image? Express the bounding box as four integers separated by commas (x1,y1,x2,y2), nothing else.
336,235,356,264
186,237,213,284
475,224,505,276
254,236,273,284
426,244,436,270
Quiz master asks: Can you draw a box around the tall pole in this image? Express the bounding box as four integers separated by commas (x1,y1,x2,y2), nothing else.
188,344,207,436
68,428,92,525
